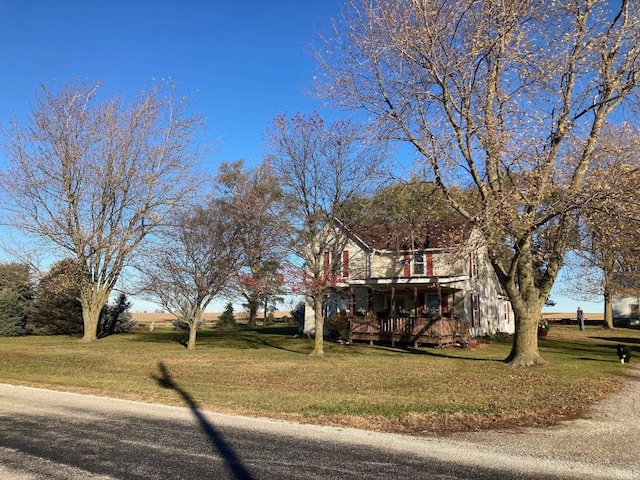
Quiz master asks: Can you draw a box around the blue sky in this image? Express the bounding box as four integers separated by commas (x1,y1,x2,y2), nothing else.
0,0,345,312
0,0,601,314
0,0,341,165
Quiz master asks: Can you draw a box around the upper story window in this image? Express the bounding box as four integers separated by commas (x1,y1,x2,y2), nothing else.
324,250,349,278
341,250,349,278
469,252,479,278
413,252,425,275
411,251,433,276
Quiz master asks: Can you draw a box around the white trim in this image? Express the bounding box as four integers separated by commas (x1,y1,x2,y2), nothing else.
347,276,468,286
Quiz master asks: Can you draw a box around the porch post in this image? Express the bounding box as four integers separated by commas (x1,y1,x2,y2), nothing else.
452,290,455,319
349,287,354,316
413,287,418,316
391,286,396,316
438,283,442,316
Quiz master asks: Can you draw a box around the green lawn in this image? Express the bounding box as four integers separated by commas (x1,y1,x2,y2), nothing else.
0,324,636,434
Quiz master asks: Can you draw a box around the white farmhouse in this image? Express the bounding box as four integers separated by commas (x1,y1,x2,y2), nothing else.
303,219,514,346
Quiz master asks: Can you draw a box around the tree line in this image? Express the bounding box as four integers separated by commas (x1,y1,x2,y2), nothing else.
0,260,135,337
1,1,640,366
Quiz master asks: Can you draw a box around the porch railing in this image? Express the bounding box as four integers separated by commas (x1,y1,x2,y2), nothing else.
349,315,469,347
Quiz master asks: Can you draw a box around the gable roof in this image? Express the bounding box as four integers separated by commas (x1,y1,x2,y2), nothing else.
351,218,472,251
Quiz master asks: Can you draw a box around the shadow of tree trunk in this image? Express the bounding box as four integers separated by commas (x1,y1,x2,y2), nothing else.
152,362,254,480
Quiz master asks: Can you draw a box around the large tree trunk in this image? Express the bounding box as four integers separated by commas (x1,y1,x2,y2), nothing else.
80,304,101,342
504,299,547,366
187,323,198,350
602,265,615,329
502,248,548,367
247,302,258,326
309,294,324,356
79,287,110,342
603,291,614,330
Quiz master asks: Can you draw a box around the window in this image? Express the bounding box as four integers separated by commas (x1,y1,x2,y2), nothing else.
342,250,349,278
503,301,512,325
424,294,439,317
323,250,349,278
469,252,479,278
413,252,425,275
394,296,409,316
470,293,481,327
413,251,433,276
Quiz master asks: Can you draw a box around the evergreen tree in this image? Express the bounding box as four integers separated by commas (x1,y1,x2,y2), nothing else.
98,293,136,338
218,302,236,329
28,259,84,335
0,263,34,336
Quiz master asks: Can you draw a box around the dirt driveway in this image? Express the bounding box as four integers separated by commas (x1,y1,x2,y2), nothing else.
444,364,640,478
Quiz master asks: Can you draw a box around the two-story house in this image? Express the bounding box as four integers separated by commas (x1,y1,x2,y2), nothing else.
303,219,514,346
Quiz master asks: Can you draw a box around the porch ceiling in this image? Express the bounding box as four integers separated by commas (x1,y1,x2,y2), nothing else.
347,276,467,286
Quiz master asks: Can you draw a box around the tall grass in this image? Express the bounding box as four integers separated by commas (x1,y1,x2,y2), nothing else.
0,324,636,434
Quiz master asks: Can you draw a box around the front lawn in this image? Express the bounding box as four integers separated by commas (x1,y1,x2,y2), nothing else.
0,324,636,434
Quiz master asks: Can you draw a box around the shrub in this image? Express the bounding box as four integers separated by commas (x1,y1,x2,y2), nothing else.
327,312,349,342
218,302,236,329
98,293,137,338
172,317,206,330
265,310,276,325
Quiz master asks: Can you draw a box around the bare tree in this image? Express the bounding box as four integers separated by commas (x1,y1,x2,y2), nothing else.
315,0,640,365
1,80,205,342
138,199,241,350
217,160,287,326
265,112,388,356
563,124,640,328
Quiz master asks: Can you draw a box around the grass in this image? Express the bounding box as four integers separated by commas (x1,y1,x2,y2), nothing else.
0,323,637,435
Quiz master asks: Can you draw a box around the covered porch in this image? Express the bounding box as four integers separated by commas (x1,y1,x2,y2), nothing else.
349,315,469,348
326,279,470,347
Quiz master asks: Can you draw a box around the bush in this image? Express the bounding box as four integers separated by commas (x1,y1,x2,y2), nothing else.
327,312,349,342
172,317,206,330
173,319,190,330
218,302,236,329
265,310,276,325
98,293,137,338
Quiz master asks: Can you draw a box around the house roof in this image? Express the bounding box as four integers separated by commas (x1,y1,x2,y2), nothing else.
352,219,472,251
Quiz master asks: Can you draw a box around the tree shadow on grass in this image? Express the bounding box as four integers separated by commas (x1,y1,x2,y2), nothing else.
248,326,299,336
589,336,640,345
539,338,640,363
373,345,505,362
240,335,309,355
577,357,620,363
134,326,301,350
151,362,254,480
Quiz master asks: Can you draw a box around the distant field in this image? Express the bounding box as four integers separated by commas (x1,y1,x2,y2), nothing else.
131,311,291,327
131,311,598,328
543,312,603,322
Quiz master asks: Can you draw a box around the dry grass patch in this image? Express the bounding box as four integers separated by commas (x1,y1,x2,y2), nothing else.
0,324,636,434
